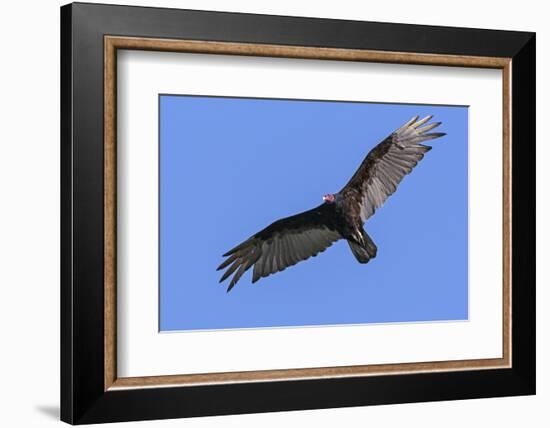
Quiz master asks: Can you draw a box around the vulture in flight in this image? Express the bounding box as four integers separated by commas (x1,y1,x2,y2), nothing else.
218,115,445,291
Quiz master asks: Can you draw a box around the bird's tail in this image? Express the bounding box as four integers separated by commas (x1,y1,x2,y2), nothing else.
347,231,377,264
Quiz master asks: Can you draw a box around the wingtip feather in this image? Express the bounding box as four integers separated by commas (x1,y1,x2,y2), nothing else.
412,115,433,128
417,121,442,134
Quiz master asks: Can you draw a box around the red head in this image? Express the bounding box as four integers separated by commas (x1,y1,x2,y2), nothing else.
323,193,336,203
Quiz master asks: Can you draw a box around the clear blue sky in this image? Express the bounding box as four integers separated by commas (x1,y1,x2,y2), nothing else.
159,95,468,331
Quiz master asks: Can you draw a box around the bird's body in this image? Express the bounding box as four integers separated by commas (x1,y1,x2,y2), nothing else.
217,115,446,291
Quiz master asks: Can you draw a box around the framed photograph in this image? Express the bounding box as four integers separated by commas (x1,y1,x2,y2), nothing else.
60,2,535,424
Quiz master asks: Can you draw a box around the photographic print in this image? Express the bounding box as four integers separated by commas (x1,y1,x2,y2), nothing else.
62,6,534,422
159,96,468,331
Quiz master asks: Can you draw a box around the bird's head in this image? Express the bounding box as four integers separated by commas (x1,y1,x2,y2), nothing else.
323,193,336,204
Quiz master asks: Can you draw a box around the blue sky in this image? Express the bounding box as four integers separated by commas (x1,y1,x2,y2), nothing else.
159,95,468,331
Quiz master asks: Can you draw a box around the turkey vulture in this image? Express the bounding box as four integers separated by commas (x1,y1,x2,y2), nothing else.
217,115,445,291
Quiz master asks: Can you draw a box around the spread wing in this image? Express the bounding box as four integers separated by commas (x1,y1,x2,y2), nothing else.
217,204,342,291
341,115,445,222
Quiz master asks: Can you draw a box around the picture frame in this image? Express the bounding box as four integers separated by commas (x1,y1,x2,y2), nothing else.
60,2,535,424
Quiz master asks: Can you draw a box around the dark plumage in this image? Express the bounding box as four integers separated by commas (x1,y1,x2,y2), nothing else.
217,115,446,291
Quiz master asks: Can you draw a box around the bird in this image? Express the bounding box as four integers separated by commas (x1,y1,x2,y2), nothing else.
217,115,446,291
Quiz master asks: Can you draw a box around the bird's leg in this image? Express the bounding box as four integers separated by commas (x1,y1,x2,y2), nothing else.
352,228,365,246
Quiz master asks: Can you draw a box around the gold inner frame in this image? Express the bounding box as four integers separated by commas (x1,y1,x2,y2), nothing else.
104,36,512,391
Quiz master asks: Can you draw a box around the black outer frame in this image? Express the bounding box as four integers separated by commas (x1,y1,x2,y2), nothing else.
60,2,535,424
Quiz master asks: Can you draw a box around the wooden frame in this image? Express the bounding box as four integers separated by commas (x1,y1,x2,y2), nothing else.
62,2,535,424
104,36,513,390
